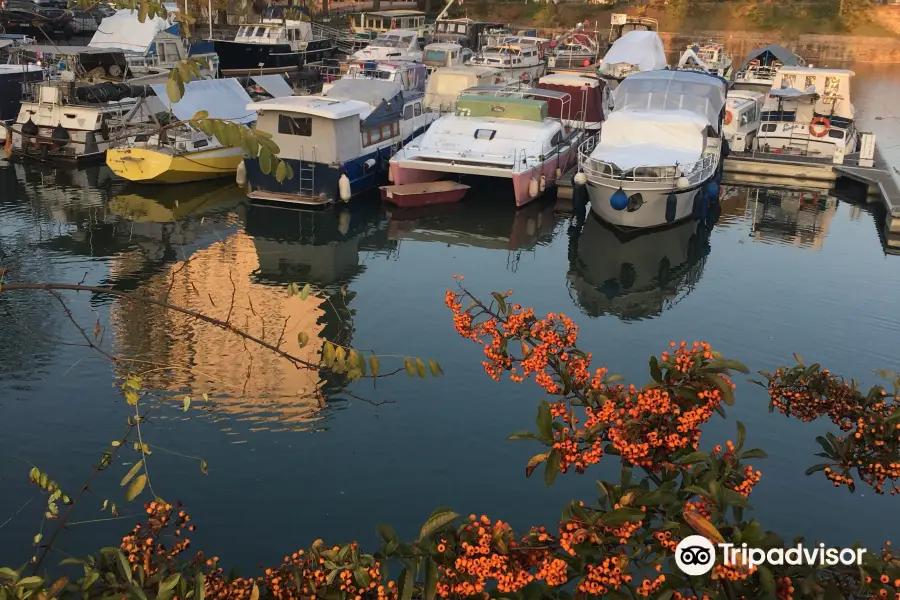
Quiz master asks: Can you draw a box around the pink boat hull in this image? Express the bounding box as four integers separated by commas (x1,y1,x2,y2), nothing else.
390,146,575,208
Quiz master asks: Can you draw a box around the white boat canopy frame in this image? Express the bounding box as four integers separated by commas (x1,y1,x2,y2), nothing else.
611,70,727,133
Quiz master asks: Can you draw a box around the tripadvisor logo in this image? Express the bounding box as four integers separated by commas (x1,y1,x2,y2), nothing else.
674,536,866,576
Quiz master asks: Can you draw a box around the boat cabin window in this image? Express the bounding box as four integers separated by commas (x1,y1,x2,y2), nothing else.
414,102,422,117
404,105,413,120
805,75,816,90
824,76,840,101
425,49,447,63
828,129,844,139
350,15,361,27
761,123,777,133
362,121,399,146
551,131,562,146
194,139,208,148
278,115,312,136
780,74,795,89
474,129,496,140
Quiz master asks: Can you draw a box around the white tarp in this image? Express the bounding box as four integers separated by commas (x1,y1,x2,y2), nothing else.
251,75,294,98
768,86,816,98
591,108,706,171
599,30,666,73
324,79,403,106
612,70,727,131
149,78,256,124
89,9,170,54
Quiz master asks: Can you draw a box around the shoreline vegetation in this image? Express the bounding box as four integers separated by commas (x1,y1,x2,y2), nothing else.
2,280,899,599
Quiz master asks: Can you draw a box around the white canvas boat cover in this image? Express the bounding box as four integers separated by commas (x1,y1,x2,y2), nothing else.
768,86,816,98
600,30,666,72
89,9,170,54
324,79,404,107
251,75,294,98
612,70,727,132
149,78,256,124
591,108,706,171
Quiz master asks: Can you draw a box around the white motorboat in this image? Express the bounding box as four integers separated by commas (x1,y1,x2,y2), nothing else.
733,44,805,93
465,42,547,84
579,70,727,229
597,29,667,115
677,42,733,79
723,89,765,152
422,42,474,73
423,65,506,113
755,66,858,160
389,86,582,207
351,29,422,62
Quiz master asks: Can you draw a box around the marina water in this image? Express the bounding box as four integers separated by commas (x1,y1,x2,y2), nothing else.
1,63,899,570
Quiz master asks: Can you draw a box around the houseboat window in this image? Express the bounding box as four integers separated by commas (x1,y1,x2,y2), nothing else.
474,129,496,140
824,76,840,98
780,74,795,89
425,50,447,63
828,129,845,139
414,102,422,116
551,131,562,146
278,115,312,136
404,105,414,120
762,123,777,133
364,128,382,145
194,139,208,148
805,75,816,90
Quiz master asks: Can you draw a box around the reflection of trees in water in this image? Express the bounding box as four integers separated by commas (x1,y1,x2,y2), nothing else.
566,215,713,321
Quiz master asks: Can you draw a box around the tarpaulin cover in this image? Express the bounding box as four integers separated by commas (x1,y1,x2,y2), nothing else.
612,70,726,132
768,86,816,98
149,78,256,124
591,108,706,171
599,30,666,73
251,75,294,98
740,45,802,70
89,9,170,54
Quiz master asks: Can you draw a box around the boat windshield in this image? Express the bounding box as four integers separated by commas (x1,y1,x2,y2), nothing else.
612,70,727,131
425,49,447,63
371,34,414,48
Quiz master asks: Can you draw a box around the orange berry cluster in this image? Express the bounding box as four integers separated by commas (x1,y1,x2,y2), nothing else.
577,557,632,596
768,366,900,494
121,501,193,576
636,574,666,596
653,530,678,553
776,576,795,600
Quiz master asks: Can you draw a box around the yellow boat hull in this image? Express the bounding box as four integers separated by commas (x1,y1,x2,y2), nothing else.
106,146,245,184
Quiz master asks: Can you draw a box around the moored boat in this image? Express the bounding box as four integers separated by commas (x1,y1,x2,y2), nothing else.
722,89,764,152
380,181,470,207
389,86,582,207
536,72,605,131
465,42,547,84
755,66,858,160
733,44,805,93
549,23,600,69
242,78,436,205
423,65,506,113
677,42,733,79
350,29,422,62
597,29,667,116
422,42,474,73
106,78,255,184
579,70,727,229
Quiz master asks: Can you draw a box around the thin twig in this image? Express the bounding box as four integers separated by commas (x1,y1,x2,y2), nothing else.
0,499,33,530
46,289,117,363
226,270,237,324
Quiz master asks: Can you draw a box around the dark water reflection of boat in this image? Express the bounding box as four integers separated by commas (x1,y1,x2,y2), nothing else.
566,215,712,320
384,197,562,251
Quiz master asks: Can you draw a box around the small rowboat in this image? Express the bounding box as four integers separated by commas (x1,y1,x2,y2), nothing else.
379,181,470,208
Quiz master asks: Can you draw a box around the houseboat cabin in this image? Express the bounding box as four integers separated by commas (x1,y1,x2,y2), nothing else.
756,67,857,159
431,18,506,51
676,42,733,79
244,79,434,205
423,65,506,112
351,29,422,61
347,10,428,41
606,15,658,50
723,89,764,152
324,60,427,94
466,42,546,83
536,72,605,130
0,64,44,124
422,42,474,72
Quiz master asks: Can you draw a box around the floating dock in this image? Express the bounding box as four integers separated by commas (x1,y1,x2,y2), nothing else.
557,143,900,253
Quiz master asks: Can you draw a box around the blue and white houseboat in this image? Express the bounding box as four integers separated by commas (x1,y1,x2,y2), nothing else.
242,78,436,205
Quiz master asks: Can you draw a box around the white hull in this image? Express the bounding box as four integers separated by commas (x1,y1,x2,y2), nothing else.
587,180,707,228
756,122,858,158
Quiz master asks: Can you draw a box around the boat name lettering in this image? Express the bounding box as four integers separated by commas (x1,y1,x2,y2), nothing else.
782,123,804,132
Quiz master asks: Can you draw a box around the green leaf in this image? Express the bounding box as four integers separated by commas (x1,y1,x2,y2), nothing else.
428,360,443,377
120,460,144,487
676,451,708,465
600,507,645,527
415,358,427,378
200,460,208,475
275,160,287,184
300,283,311,300
377,524,399,544
322,342,335,367
16,577,43,588
536,401,553,442
705,359,750,374
805,463,831,476
708,374,735,406
183,395,191,412
525,452,549,478
298,332,309,348
635,490,679,507
125,474,147,502
740,449,768,460
736,420,746,451
165,73,183,103
423,558,437,600
649,355,662,382
0,568,18,582
353,567,370,589
259,149,273,175
194,573,206,600
398,567,413,600
369,355,380,377
507,430,542,441
544,449,561,488
116,550,132,582
758,565,775,596
160,574,180,594
192,110,208,120
419,510,459,541
404,358,416,377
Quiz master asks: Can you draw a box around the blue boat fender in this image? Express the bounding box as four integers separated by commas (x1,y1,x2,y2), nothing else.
665,191,677,223
610,187,628,211
704,181,719,202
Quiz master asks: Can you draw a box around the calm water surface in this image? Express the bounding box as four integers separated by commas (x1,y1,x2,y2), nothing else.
1,64,900,571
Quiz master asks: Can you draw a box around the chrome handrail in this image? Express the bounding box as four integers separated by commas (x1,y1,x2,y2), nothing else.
578,140,718,185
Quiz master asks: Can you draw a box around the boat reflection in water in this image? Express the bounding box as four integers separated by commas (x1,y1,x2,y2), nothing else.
384,198,562,260
109,193,348,434
567,215,712,320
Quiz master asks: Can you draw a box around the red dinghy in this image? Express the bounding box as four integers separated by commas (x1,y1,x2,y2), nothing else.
380,181,470,208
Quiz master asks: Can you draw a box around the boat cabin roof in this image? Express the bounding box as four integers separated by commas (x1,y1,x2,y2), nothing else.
432,65,500,78
740,44,803,70
325,78,405,106
727,89,765,102
777,66,854,77
366,10,425,16
613,69,727,131
247,95,373,120
425,42,464,51
463,84,571,101
538,73,601,88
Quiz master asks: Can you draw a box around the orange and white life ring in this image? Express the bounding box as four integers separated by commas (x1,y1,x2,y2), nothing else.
809,116,830,138
723,110,733,126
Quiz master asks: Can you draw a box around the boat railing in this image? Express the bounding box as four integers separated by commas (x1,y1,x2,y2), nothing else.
736,65,778,81
578,138,718,185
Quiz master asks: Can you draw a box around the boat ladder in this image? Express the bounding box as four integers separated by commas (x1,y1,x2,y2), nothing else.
788,124,811,155
297,146,317,197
